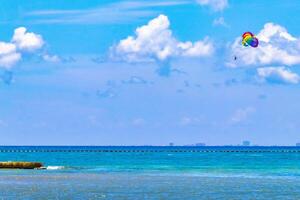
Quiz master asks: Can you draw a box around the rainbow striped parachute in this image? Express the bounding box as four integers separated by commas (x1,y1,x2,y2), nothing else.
242,32,259,48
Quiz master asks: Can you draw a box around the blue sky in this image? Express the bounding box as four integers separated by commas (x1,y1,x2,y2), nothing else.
1,0,300,145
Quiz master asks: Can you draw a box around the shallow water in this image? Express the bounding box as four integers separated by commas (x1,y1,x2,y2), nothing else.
0,146,300,199
1,173,300,199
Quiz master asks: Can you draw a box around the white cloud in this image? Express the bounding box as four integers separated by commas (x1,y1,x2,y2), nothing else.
12,27,44,52
213,17,228,27
26,1,189,25
257,67,300,84
230,107,255,124
197,0,228,11
0,27,56,69
112,15,214,62
42,54,61,62
229,23,300,68
180,116,204,126
0,42,21,69
258,23,296,43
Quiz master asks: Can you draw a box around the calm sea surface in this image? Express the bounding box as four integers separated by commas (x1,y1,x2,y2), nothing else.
0,146,300,199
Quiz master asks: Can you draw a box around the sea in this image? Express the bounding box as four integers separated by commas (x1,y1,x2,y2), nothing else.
0,146,300,199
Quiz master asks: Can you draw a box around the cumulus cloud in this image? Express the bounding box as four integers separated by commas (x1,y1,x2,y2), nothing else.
0,27,57,72
0,42,21,69
197,0,228,11
112,15,214,62
257,67,300,84
12,27,44,52
229,23,300,67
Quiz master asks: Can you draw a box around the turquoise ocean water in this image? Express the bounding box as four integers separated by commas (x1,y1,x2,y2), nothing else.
0,146,300,199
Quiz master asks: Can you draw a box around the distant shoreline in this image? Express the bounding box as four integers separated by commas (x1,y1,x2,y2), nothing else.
0,146,299,153
0,145,299,147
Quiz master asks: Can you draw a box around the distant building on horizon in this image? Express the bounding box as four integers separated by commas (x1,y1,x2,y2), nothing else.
242,141,250,146
195,143,206,146
169,142,174,146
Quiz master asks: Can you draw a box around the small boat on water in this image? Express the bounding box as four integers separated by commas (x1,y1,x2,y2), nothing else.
0,162,43,169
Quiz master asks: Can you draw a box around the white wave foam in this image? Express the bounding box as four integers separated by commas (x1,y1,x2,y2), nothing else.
46,166,65,170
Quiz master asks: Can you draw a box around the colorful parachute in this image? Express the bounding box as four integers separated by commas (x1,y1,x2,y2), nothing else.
242,32,259,48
